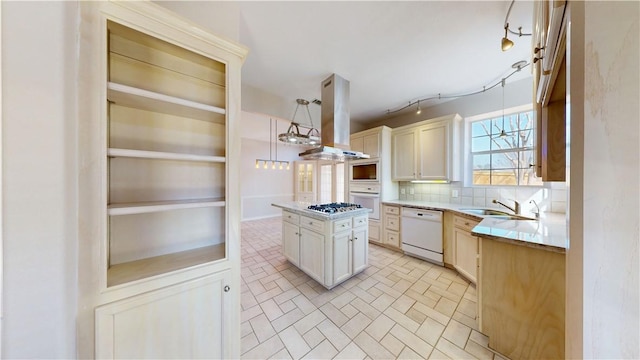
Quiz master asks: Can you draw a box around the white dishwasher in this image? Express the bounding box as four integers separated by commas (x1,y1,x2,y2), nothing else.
401,207,444,266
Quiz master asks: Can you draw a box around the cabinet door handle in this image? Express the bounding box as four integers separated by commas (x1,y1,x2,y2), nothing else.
224,285,230,292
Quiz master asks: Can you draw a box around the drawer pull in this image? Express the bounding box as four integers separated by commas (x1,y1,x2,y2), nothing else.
224,285,230,292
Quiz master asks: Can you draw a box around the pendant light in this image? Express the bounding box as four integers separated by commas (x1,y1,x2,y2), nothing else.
256,118,290,170
499,78,508,138
278,99,320,145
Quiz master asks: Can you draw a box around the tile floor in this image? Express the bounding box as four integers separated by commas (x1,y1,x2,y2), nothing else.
240,217,509,360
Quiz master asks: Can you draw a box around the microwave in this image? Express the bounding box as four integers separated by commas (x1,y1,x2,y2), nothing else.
349,159,379,182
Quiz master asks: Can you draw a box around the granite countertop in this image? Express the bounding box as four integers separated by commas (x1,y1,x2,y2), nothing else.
272,201,372,221
382,199,567,252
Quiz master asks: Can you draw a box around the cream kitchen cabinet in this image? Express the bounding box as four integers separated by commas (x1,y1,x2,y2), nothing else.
350,127,381,158
276,206,369,289
77,1,247,357
282,211,301,266
382,205,401,249
453,215,480,284
332,216,368,285
95,270,233,359
368,219,382,244
392,114,461,182
391,129,417,181
295,161,317,202
299,226,326,284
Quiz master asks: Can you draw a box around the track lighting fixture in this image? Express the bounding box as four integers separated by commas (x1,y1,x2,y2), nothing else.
500,0,531,51
386,61,529,116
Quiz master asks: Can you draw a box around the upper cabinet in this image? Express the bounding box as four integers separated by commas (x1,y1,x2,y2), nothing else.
350,129,381,158
391,114,461,182
532,0,567,181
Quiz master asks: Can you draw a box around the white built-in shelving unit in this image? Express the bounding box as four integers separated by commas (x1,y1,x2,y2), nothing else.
77,2,247,358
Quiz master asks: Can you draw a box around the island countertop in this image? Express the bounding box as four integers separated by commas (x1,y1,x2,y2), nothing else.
381,199,567,252
271,201,372,221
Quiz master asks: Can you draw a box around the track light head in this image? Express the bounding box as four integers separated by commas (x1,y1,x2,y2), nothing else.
501,37,514,51
501,23,513,51
501,24,514,51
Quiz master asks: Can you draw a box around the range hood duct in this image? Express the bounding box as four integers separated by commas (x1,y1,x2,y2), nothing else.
298,74,370,161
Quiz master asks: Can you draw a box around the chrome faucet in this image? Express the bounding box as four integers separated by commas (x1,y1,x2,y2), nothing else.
492,199,521,214
529,200,540,219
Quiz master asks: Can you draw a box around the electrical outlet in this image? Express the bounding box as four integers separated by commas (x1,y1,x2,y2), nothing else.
452,190,459,198
400,188,406,195
409,188,415,195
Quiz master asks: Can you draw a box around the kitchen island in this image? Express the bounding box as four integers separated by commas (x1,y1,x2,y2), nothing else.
272,202,371,289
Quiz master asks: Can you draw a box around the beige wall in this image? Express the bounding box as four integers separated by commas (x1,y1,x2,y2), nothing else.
567,1,640,358
2,1,78,357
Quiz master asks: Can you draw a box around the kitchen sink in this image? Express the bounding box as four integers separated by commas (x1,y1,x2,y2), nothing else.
459,208,535,220
459,208,512,216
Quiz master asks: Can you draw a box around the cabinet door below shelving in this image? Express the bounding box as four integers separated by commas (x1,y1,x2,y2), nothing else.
96,270,234,359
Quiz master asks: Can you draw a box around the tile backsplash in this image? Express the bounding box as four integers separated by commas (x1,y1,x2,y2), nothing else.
398,181,567,214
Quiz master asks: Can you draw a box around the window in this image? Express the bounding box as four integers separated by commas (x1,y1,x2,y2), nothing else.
470,108,542,186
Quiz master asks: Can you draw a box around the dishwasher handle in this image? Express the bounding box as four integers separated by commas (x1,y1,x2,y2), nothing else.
401,207,442,221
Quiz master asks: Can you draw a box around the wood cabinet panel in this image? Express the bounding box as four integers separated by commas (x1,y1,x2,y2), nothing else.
452,215,479,284
480,237,565,359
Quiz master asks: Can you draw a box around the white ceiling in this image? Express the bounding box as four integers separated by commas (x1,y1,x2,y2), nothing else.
236,1,534,125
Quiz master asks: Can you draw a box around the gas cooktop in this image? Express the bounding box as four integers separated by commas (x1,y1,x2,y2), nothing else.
307,202,363,214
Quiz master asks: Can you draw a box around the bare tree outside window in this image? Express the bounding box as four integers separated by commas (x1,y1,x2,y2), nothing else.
471,110,542,186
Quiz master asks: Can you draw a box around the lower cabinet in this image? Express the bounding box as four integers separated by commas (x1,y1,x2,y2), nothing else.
453,215,480,284
279,210,368,289
95,270,234,359
368,219,381,244
479,237,565,359
282,214,301,266
299,227,326,284
382,205,401,249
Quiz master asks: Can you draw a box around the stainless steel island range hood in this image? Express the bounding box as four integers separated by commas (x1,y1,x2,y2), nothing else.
298,74,370,161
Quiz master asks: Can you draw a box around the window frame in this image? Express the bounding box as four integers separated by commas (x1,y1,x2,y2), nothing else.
464,104,541,187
